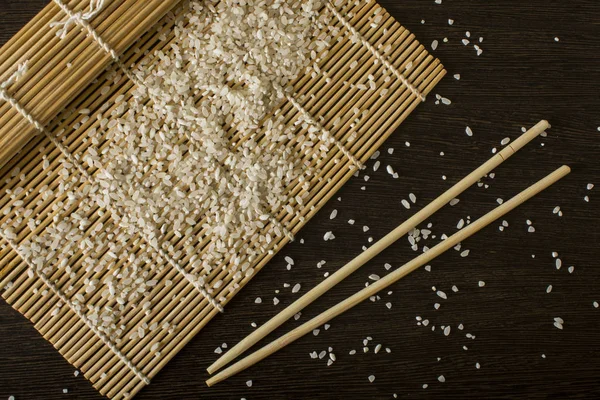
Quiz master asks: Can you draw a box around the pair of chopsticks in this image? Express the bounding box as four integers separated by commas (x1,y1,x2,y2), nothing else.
206,120,569,386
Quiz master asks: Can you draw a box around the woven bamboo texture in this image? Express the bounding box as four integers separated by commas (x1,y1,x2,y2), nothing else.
0,0,180,171
0,0,445,398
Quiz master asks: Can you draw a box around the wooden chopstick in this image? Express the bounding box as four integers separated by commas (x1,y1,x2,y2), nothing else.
206,164,571,386
207,120,551,375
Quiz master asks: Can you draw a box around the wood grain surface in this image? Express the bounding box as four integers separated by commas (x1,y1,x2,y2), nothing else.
1,1,599,399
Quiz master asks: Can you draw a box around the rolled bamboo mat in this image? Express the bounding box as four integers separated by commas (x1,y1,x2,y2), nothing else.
0,0,181,171
0,0,445,399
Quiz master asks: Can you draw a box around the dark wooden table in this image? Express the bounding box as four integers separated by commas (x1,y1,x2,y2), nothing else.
1,1,599,399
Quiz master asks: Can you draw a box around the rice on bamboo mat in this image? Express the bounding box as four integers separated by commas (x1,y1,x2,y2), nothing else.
0,0,444,398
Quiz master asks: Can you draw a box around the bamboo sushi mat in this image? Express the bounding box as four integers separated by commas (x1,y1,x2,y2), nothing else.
0,0,444,398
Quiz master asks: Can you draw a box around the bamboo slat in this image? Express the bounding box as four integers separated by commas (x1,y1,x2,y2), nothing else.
0,1,445,399
0,0,181,171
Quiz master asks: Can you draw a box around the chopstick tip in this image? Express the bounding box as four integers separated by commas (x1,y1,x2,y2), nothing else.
207,358,226,375
206,375,219,387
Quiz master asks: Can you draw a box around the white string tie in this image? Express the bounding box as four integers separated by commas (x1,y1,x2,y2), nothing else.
0,61,28,89
50,0,105,39
326,1,426,102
